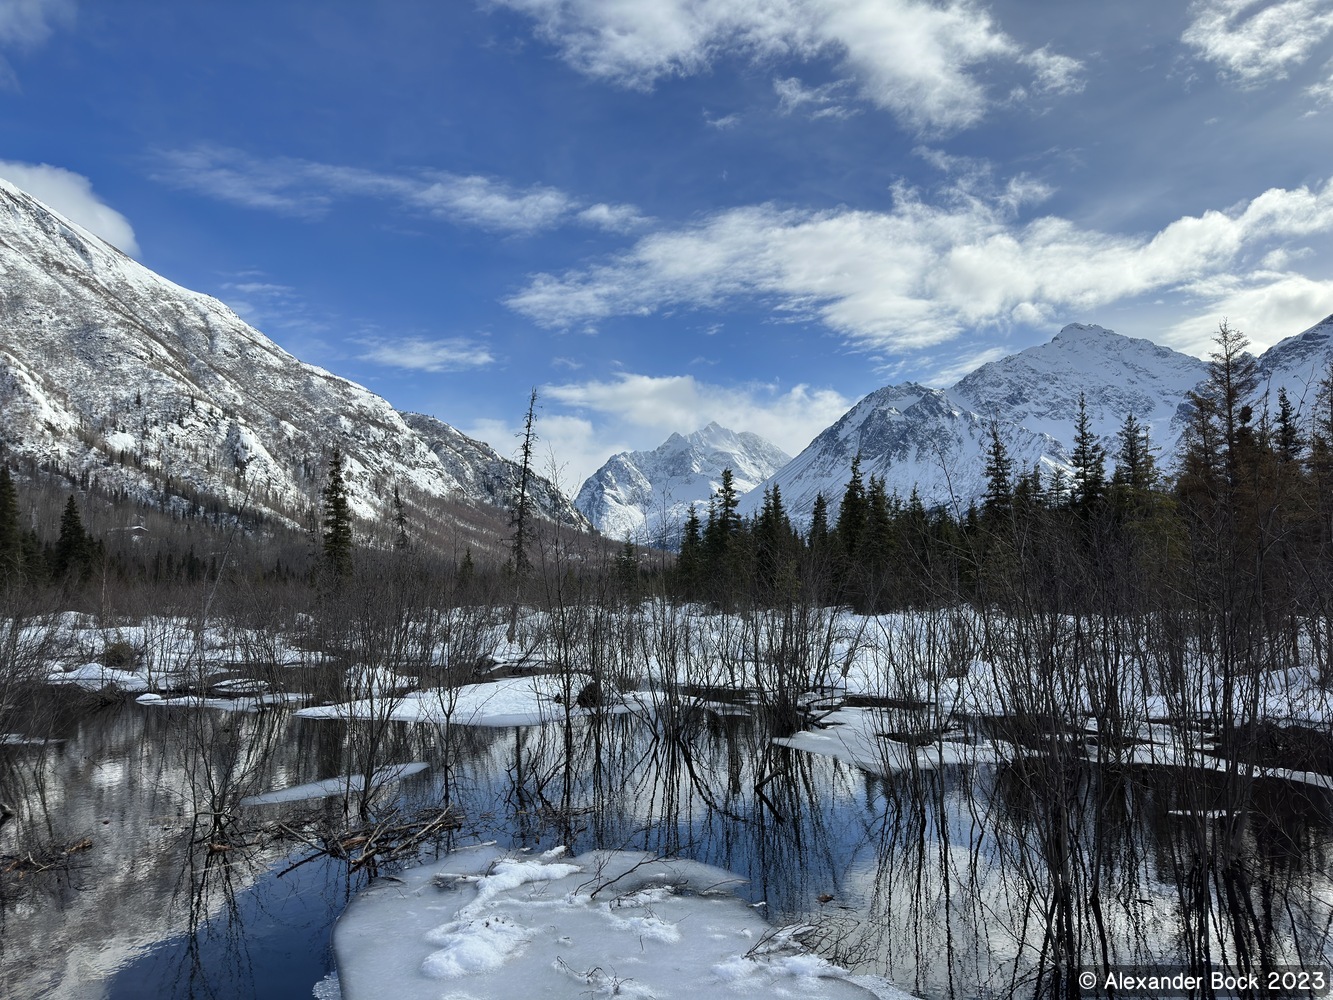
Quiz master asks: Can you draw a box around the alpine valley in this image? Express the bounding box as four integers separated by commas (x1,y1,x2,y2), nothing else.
5,176,1333,549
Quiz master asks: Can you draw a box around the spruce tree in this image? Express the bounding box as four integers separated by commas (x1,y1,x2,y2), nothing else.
53,495,89,582
392,484,409,550
1069,392,1106,515
982,422,1013,519
835,454,866,555
321,447,353,578
1275,387,1303,465
0,466,19,582
808,493,830,550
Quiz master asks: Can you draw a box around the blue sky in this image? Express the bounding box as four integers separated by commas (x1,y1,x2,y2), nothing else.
4,0,1333,484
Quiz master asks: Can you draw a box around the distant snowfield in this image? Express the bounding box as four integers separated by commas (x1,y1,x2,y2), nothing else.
332,844,915,1000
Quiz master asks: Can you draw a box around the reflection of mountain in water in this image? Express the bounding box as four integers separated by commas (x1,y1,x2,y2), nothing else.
0,697,1329,998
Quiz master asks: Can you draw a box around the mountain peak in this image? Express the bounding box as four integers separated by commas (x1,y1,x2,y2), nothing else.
576,424,791,544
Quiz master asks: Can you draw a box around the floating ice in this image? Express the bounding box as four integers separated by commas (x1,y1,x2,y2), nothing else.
332,845,915,999
240,762,429,807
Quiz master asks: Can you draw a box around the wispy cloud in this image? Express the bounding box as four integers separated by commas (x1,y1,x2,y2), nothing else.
703,109,741,129
0,0,74,89
153,144,644,235
507,176,1333,354
0,159,139,255
357,336,495,373
496,0,1082,133
774,76,859,119
1183,0,1333,87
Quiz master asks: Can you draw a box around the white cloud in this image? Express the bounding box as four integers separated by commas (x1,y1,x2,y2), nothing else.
508,177,1333,355
703,109,741,129
154,144,643,236
496,0,1082,133
1183,0,1333,86
0,160,139,255
1164,271,1333,354
773,76,858,119
0,0,74,88
576,201,651,232
358,336,495,373
543,372,852,465
463,375,852,487
413,173,574,233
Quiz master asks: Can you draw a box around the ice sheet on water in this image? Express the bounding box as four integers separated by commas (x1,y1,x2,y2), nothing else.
239,762,429,807
333,844,917,1000
776,707,1004,776
296,674,619,728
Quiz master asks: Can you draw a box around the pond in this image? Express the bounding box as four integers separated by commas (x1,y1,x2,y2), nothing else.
2,689,1332,999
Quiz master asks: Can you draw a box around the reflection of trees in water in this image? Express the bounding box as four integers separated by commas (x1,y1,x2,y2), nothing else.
2,685,1332,999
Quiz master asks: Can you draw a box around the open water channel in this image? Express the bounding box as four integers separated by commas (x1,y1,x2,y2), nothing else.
2,692,1331,999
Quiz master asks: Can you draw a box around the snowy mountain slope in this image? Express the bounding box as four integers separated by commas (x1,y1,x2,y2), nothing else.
576,422,790,544
0,178,585,533
744,320,1333,527
1255,314,1333,413
949,323,1209,460
739,383,1067,523
400,412,584,527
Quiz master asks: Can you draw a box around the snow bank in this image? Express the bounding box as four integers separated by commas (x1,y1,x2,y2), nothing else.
333,845,916,1000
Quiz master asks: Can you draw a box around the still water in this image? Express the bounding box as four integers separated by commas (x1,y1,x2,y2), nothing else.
2,697,1331,998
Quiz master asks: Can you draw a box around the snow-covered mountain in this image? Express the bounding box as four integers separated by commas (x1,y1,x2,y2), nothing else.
738,383,1067,522
0,178,586,534
1255,314,1333,410
576,422,790,545
745,324,1230,524
950,323,1209,458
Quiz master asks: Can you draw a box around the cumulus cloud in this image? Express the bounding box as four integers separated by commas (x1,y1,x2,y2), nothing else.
1164,271,1333,354
153,144,643,235
1183,0,1333,86
358,336,495,373
495,0,1082,133
507,177,1333,354
543,372,852,464
0,160,139,255
464,373,852,486
0,0,74,88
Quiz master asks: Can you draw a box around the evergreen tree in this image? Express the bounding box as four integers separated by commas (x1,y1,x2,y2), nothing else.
808,493,830,550
53,494,90,582
321,447,353,578
677,504,704,597
834,454,866,555
392,484,409,550
0,466,19,582
458,546,476,587
1069,392,1106,515
1275,387,1303,465
982,421,1013,519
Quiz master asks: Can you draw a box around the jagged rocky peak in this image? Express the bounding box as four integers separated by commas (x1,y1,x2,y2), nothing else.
0,176,585,535
576,422,791,544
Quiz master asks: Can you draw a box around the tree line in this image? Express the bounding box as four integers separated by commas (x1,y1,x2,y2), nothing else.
669,324,1333,663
